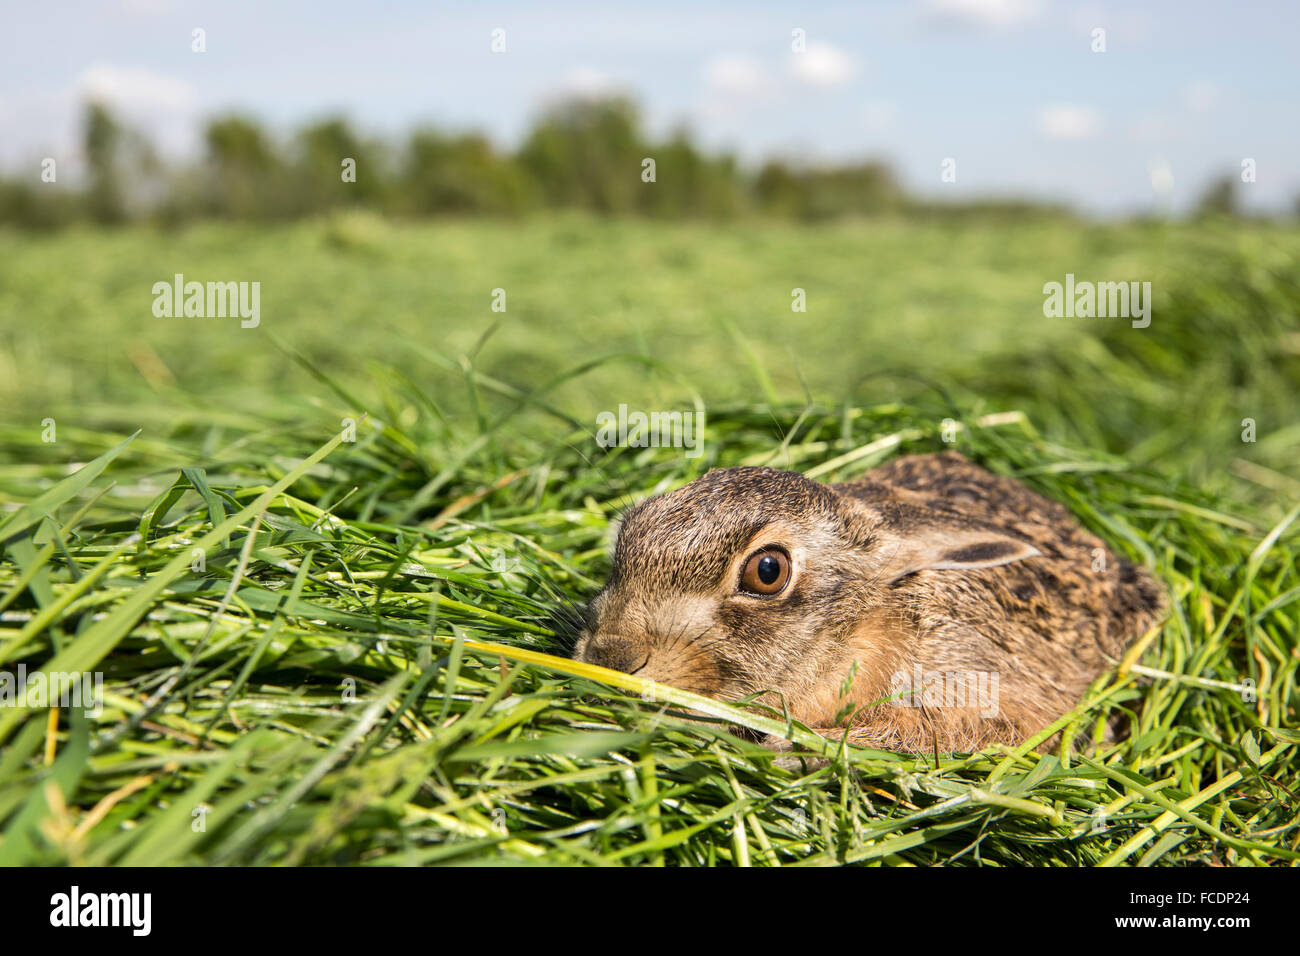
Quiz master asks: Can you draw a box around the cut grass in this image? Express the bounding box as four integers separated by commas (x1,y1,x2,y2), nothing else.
0,388,1295,866
0,216,1296,865
3,216,1297,498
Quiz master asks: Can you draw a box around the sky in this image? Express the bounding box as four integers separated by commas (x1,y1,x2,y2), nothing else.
1,0,1297,215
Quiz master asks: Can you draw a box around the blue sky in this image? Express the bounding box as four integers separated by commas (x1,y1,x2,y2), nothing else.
2,0,1296,215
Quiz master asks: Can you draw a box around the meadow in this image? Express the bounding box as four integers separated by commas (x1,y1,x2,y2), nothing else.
0,214,1296,865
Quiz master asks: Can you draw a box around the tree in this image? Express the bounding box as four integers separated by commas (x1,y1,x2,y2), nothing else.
297,117,386,210
518,97,645,214
403,130,534,215
83,101,126,224
1194,174,1239,219
204,115,284,219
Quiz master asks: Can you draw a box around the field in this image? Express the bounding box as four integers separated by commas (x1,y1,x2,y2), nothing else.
0,215,1297,865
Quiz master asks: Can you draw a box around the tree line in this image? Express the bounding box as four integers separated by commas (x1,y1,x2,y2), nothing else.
0,96,1264,229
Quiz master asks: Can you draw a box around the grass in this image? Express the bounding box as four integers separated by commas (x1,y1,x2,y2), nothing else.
0,215,1297,865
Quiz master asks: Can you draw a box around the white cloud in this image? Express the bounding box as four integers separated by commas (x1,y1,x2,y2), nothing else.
1147,158,1175,196
72,66,199,157
77,65,197,114
704,55,765,97
923,0,1044,29
789,43,856,88
1038,105,1100,140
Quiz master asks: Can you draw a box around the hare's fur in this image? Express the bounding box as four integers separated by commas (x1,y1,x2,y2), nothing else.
575,451,1166,753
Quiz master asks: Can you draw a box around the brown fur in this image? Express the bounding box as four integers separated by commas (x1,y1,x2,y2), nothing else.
574,451,1166,753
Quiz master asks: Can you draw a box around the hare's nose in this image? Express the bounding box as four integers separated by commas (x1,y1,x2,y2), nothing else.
583,635,649,674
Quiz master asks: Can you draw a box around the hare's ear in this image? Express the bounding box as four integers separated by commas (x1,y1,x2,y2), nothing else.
856,501,1041,584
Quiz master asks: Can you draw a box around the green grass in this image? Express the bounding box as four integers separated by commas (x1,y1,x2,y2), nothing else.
0,215,1296,865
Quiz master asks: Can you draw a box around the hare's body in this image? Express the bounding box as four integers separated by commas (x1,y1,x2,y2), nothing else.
575,452,1165,753
829,452,1165,751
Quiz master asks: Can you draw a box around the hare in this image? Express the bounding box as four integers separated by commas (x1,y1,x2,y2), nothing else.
573,451,1166,753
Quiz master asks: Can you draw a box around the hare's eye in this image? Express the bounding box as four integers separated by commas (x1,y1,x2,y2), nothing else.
739,548,791,596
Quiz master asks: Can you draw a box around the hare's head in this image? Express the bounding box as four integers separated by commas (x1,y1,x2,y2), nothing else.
574,466,1040,724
